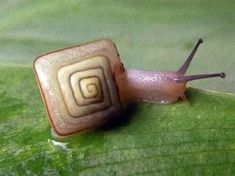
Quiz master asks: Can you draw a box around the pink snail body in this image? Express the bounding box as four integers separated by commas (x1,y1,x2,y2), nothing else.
116,39,225,106
117,70,187,105
34,38,225,137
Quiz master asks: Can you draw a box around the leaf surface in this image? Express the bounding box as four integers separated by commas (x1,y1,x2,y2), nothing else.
0,65,235,175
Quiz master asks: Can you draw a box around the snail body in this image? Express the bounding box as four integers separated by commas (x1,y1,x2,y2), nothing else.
34,39,225,137
117,70,187,105
116,39,224,105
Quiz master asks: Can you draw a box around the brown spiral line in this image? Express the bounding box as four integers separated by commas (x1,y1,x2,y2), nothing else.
59,66,112,118
78,76,104,100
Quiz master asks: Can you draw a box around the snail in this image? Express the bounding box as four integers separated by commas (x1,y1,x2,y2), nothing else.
34,38,225,137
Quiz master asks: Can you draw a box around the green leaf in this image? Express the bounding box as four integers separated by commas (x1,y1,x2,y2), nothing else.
1,65,235,175
0,1,235,175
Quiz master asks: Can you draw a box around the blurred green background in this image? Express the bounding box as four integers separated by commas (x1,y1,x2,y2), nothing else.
1,1,235,175
0,0,234,93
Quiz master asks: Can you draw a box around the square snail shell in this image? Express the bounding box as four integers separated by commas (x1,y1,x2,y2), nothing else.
34,40,123,136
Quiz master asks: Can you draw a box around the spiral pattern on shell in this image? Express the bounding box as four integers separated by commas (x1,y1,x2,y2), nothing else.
34,40,122,136
58,56,112,118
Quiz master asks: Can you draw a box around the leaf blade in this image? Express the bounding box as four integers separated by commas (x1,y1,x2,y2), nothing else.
0,65,235,175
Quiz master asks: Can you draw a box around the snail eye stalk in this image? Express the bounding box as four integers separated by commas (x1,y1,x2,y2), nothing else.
177,38,203,75
175,38,225,83
175,72,225,83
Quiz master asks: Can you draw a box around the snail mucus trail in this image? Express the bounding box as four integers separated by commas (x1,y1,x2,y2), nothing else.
116,39,225,105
